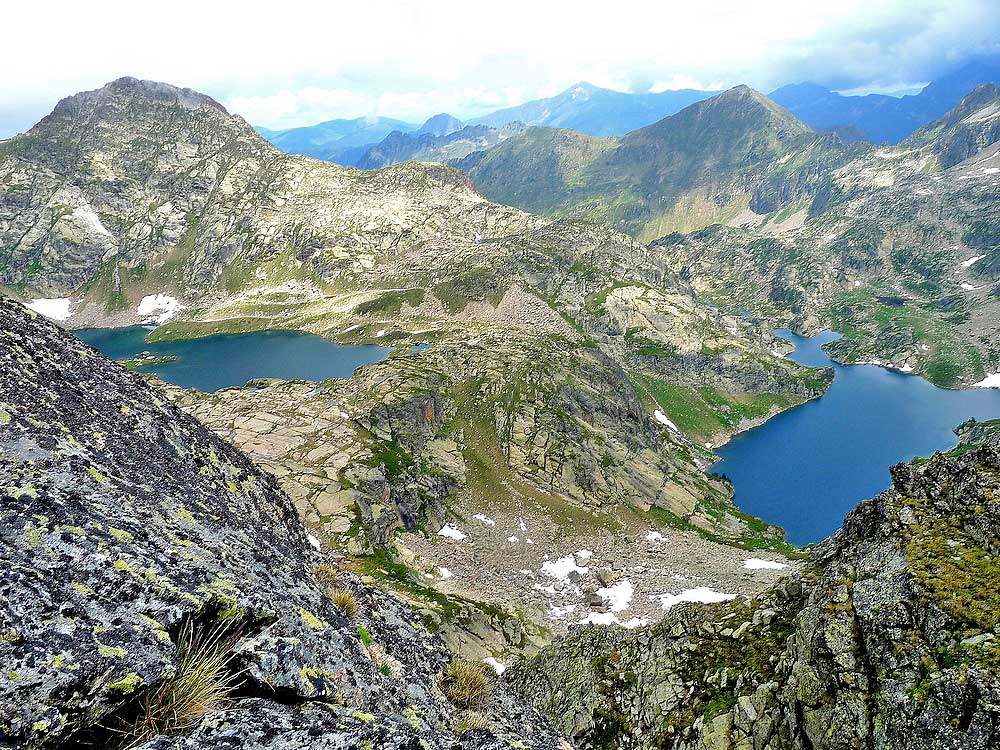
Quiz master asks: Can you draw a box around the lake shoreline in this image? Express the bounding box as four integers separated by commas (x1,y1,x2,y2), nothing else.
712,329,1000,546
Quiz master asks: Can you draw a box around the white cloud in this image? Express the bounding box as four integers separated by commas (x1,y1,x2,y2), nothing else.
1,0,999,134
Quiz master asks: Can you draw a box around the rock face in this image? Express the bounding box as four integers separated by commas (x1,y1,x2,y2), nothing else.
0,76,527,302
506,432,1000,749
0,297,561,749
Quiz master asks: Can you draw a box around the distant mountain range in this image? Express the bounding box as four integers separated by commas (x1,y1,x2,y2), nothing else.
257,56,1000,166
466,82,719,136
357,122,526,170
771,56,1000,143
256,115,420,163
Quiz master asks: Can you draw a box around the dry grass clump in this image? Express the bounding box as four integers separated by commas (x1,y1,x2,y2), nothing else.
455,710,491,733
443,660,493,710
115,619,240,748
330,588,358,620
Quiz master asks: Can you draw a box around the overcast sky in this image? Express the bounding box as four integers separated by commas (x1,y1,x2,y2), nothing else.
2,0,999,137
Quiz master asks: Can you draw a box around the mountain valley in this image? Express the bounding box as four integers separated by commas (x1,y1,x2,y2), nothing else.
3,60,1000,750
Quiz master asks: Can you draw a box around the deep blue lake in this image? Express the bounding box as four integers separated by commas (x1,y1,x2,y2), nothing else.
712,330,1000,545
75,327,391,392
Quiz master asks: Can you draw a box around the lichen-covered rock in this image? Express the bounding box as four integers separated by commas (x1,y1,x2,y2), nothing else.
507,431,1000,749
0,297,561,749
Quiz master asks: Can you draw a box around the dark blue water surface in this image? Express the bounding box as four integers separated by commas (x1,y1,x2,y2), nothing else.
75,327,391,393
712,330,1000,545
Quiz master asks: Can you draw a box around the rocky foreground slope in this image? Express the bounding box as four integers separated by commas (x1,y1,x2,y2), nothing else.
506,424,1000,749
0,297,562,749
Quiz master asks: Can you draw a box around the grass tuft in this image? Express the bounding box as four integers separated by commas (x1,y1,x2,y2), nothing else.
455,710,491,733
114,618,241,748
443,660,493,710
330,588,358,620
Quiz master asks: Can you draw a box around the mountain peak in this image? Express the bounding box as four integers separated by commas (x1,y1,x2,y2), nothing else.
640,85,813,142
417,112,463,137
566,81,601,98
73,76,229,114
716,84,785,108
14,77,265,181
903,82,1000,165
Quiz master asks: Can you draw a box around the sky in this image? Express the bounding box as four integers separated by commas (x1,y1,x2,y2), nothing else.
2,0,1000,137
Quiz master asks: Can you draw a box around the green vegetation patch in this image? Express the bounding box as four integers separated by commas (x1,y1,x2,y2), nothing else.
354,289,425,316
633,375,800,442
827,289,984,388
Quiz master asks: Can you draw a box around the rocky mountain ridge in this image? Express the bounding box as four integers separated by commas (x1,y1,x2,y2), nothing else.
656,84,1000,387
459,85,864,241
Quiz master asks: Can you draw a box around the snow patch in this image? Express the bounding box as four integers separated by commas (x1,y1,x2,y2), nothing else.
548,603,577,618
580,611,619,625
983,167,1000,175
961,255,986,268
653,409,679,432
137,294,182,324
507,535,519,543
437,523,466,541
375,329,386,338
973,373,1000,388
654,587,737,610
743,558,787,570
597,579,634,612
473,513,495,527
575,549,593,561
306,534,321,551
961,283,980,291
541,556,588,580
483,657,506,675
438,567,454,580
25,298,73,321
645,530,664,543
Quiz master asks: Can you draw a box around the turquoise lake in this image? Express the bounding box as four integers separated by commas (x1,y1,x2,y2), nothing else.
74,327,392,393
711,330,1000,545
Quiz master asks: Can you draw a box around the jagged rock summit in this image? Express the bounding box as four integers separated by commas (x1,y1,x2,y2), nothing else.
0,296,561,749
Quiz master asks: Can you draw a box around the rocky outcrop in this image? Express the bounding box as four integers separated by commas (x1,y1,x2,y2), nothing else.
506,434,1000,749
0,297,561,749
